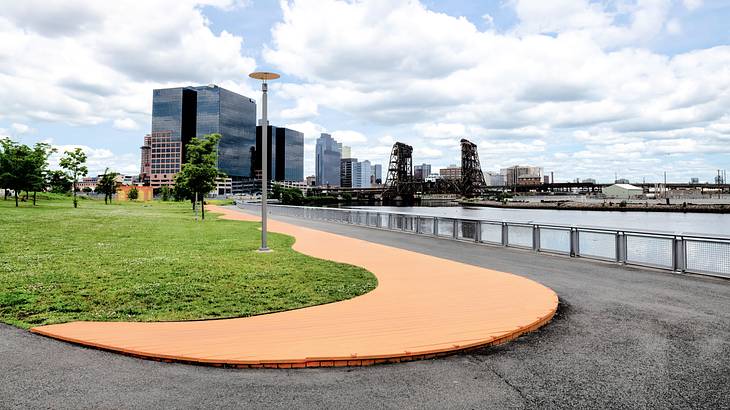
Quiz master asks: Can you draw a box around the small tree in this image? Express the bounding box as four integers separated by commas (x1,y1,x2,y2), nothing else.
160,186,171,201
96,168,119,204
28,143,55,205
175,134,221,220
47,170,72,194
59,148,88,208
127,187,139,201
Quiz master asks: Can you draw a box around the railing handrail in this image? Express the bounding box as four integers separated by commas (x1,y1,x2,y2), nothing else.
239,202,730,242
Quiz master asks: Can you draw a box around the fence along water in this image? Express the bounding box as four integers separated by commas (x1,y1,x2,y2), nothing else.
237,203,730,279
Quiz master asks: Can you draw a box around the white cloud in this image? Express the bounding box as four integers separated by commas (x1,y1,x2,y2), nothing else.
11,123,33,134
263,0,730,180
0,1,257,128
682,0,703,11
112,118,139,131
280,98,319,120
49,142,139,176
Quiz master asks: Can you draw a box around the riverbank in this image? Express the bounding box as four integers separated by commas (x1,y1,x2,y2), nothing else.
459,199,730,213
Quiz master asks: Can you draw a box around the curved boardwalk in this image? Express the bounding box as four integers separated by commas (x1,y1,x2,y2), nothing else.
30,206,558,368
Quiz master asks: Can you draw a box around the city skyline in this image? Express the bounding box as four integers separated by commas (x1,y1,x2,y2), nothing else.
1,0,729,182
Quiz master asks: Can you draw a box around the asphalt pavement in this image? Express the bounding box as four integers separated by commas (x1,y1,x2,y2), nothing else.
1,209,728,409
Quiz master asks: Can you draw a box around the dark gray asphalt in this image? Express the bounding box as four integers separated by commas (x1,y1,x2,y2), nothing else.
1,209,729,409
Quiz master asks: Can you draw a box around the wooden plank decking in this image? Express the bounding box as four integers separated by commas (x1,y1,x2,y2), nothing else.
30,205,558,368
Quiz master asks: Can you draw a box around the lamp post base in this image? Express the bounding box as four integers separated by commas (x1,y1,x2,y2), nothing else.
257,247,272,253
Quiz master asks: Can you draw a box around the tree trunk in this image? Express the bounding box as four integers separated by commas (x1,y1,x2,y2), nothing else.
201,197,205,220
73,183,77,208
33,191,36,206
15,191,18,207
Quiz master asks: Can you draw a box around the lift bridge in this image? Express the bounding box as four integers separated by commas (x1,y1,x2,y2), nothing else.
382,139,488,202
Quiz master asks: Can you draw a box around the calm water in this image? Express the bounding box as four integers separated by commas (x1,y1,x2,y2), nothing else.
353,206,730,236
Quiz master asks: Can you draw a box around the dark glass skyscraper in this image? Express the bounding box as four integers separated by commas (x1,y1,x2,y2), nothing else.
255,125,304,182
150,85,256,190
192,85,257,179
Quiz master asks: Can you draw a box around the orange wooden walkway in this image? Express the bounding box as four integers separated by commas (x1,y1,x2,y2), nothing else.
30,206,558,368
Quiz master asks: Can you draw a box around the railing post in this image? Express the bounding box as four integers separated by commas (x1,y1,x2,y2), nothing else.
475,221,481,243
453,219,458,239
415,216,421,234
502,222,508,247
434,217,439,236
616,232,627,263
533,225,540,251
673,235,686,273
570,227,579,257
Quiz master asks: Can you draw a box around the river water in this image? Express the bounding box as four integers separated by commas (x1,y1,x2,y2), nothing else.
353,206,730,237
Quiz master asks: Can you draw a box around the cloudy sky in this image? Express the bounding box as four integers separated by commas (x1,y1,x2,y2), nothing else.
1,0,729,182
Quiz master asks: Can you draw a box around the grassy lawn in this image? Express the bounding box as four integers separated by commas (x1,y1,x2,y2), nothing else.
0,195,377,329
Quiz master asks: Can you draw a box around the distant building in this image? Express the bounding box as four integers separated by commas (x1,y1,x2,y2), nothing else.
340,145,352,159
212,177,232,196
425,173,441,182
485,172,505,186
371,164,382,185
306,175,316,187
77,177,99,191
615,178,630,184
544,175,550,184
315,133,341,187
582,178,596,184
603,184,643,199
143,131,182,188
500,165,543,187
340,158,357,188
689,177,699,184
254,125,304,182
440,165,461,180
414,163,432,181
354,160,371,188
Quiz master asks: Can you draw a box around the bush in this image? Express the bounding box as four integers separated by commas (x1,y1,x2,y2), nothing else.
128,187,139,201
82,187,92,193
281,187,304,205
619,200,627,208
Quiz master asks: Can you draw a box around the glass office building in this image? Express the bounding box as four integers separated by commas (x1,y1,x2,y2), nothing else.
193,85,257,179
255,125,304,182
150,85,256,192
315,133,341,187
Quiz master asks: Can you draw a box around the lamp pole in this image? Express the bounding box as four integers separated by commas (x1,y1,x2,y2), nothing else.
249,71,280,252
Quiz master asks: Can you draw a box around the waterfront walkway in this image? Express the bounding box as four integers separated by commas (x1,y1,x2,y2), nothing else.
29,206,557,368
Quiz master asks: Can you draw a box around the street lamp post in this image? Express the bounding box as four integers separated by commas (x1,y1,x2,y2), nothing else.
249,71,280,252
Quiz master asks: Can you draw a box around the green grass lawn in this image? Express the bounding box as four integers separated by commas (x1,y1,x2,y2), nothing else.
0,194,377,329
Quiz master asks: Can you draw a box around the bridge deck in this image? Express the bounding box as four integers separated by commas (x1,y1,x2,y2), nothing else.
30,206,557,368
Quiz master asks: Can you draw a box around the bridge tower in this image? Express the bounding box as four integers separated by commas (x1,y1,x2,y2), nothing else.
460,138,487,198
383,142,415,201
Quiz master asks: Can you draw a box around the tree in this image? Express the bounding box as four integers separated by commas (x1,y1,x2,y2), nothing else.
96,168,119,204
47,170,72,194
59,148,88,208
159,186,172,201
27,143,54,205
271,183,283,200
174,133,221,220
127,187,139,201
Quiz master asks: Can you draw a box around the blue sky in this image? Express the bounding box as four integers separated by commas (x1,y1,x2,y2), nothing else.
1,0,729,182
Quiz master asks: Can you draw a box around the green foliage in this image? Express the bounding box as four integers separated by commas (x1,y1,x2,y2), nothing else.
159,186,172,201
59,148,88,208
341,192,352,202
96,168,119,204
47,170,72,194
82,187,93,193
174,133,222,220
0,139,54,206
280,187,305,205
271,183,283,200
0,199,377,329
127,187,139,201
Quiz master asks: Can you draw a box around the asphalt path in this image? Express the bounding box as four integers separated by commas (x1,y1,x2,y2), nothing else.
1,208,728,409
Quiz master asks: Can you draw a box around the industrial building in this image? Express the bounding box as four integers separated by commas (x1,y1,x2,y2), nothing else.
603,184,643,199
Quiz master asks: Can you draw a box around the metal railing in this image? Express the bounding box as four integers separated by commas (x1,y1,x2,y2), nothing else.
236,203,730,279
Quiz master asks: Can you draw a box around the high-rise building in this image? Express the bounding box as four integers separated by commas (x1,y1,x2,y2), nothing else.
316,133,341,187
149,84,256,193
371,164,382,184
354,160,371,188
340,145,352,159
414,163,432,181
340,158,357,188
142,131,182,188
254,125,304,182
